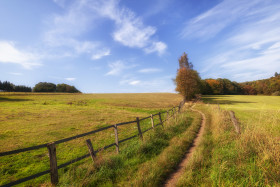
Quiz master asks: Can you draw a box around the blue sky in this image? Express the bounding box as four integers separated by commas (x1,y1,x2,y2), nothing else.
0,0,280,93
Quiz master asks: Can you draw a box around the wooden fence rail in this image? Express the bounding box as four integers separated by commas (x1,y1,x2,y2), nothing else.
0,103,184,187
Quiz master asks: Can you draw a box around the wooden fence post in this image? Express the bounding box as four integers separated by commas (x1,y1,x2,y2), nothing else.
136,117,143,140
47,142,58,185
158,112,163,127
229,111,240,134
178,105,181,113
166,110,169,119
86,139,96,161
114,124,119,153
150,114,154,129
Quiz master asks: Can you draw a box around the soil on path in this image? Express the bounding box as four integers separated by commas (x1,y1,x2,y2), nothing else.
164,107,206,187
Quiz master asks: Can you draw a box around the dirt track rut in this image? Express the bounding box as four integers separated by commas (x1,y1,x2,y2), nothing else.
164,106,206,187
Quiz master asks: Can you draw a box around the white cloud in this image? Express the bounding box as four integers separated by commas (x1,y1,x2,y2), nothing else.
0,41,41,69
138,68,162,73
113,23,156,48
129,80,140,85
89,0,167,55
106,60,137,76
91,49,111,60
9,72,23,76
144,41,167,55
181,0,261,40
65,77,76,81
105,61,126,76
196,0,280,82
49,0,166,56
119,75,174,92
45,0,110,60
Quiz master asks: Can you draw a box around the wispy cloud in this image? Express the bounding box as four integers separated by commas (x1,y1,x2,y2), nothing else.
129,80,141,85
105,60,137,76
91,49,111,60
0,41,42,69
119,75,174,92
89,0,167,55
138,68,162,73
49,0,167,58
144,41,167,55
181,0,261,40
65,77,76,81
9,72,23,76
194,0,280,81
46,0,110,60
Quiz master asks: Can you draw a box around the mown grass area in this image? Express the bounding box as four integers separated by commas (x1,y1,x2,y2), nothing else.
0,93,182,186
176,95,280,186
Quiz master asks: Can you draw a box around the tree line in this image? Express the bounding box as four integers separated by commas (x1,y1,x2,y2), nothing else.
201,75,280,96
0,81,32,92
0,81,80,93
175,52,280,101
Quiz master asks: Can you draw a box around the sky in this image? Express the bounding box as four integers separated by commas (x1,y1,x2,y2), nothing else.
0,0,280,93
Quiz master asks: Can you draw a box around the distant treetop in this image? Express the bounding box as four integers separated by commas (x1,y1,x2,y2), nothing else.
0,80,81,93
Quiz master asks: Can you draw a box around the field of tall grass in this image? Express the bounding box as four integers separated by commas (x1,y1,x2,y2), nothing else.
2,93,279,186
0,92,191,186
57,106,201,186
176,95,280,186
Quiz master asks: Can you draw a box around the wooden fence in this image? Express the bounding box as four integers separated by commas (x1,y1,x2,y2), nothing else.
0,101,185,187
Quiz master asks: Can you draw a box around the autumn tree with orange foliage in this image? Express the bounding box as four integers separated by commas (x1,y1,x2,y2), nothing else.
175,52,201,101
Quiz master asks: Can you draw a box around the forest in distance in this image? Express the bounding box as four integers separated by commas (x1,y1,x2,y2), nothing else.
201,73,280,95
0,81,80,93
1,72,280,95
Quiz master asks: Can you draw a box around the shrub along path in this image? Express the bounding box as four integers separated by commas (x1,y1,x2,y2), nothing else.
164,104,206,186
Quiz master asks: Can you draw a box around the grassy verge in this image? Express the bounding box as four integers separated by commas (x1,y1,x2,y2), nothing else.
177,97,280,186
54,106,201,186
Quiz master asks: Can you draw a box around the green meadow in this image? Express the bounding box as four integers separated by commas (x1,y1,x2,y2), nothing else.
0,92,185,186
177,95,280,186
1,93,279,186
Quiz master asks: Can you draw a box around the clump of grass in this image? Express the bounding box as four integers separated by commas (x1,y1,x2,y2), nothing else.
235,110,280,185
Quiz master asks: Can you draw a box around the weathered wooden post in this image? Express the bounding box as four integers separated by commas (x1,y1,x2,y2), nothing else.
158,112,163,127
86,139,96,161
47,142,58,185
113,124,119,153
136,117,143,140
150,114,155,129
229,111,240,134
178,105,181,113
166,110,169,120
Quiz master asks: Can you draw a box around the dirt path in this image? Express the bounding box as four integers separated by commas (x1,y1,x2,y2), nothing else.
164,106,206,187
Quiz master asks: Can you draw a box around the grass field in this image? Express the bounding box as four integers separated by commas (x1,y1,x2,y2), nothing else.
0,92,183,186
58,107,201,186
2,94,279,186
176,95,280,186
